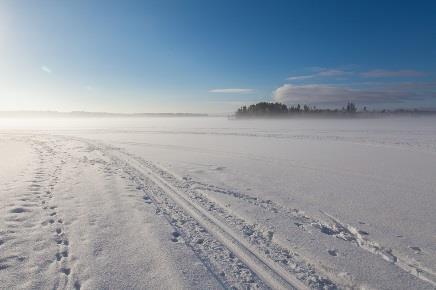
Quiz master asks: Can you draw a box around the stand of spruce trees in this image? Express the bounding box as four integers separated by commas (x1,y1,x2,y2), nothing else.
235,101,357,118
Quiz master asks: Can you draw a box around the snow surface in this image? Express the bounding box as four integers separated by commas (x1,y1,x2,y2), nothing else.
1,116,435,289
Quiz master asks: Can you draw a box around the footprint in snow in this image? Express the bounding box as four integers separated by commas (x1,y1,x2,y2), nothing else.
9,207,30,214
60,268,71,275
74,281,81,290
328,249,338,256
143,196,152,204
55,253,63,261
409,246,422,254
171,231,181,242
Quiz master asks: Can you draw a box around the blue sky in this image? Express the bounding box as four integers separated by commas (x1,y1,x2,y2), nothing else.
1,0,435,113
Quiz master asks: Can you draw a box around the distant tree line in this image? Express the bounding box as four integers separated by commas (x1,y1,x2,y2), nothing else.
233,101,436,118
235,101,358,117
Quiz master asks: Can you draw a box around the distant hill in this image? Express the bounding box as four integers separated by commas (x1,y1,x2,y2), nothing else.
0,111,208,118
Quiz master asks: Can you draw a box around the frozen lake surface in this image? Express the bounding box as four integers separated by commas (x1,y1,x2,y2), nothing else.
1,116,435,289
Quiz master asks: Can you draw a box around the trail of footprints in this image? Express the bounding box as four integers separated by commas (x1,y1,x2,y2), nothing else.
1,138,78,289
37,141,78,289
40,141,79,288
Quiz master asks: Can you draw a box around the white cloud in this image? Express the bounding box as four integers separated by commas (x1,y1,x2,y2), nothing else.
287,75,314,81
208,88,253,94
287,69,351,81
317,69,351,77
288,67,425,81
41,66,52,74
273,83,436,104
360,69,425,78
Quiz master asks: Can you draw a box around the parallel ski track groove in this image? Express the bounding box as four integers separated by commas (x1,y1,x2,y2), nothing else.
110,149,308,290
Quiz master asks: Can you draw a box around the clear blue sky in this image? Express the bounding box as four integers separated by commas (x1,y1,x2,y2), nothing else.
1,0,435,113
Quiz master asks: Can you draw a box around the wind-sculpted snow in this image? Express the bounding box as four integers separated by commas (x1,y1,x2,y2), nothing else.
1,117,436,289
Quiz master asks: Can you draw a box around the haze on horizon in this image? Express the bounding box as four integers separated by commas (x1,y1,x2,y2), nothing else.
1,0,436,113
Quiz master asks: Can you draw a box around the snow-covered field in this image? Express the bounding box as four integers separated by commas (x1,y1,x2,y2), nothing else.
1,116,435,289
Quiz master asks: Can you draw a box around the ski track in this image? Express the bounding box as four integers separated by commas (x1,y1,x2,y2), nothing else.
75,138,338,290
115,155,311,290
78,141,270,289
